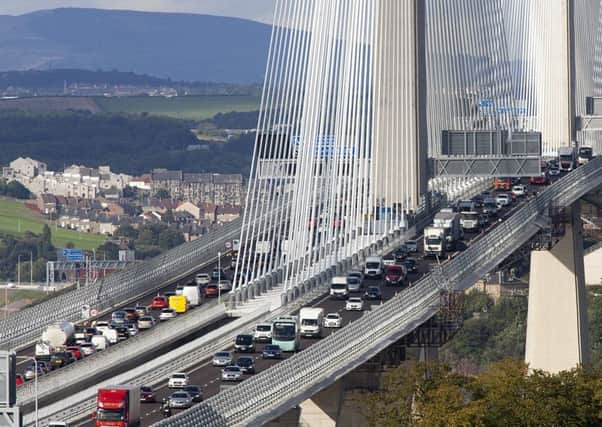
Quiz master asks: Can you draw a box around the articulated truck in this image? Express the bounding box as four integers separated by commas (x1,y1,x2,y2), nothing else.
424,210,462,257
95,385,140,427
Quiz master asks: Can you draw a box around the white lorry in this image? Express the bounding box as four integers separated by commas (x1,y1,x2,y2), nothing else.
424,226,447,257
460,211,480,232
299,307,325,338
41,321,75,348
433,210,462,249
35,342,55,361
558,146,576,171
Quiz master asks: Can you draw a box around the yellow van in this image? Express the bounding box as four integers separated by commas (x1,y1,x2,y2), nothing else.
169,295,188,313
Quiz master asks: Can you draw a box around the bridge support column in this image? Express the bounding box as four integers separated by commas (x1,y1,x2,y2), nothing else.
525,202,590,373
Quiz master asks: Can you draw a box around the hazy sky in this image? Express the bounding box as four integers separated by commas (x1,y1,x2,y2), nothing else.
0,0,277,23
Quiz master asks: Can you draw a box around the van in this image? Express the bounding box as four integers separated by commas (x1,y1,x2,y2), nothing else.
364,256,384,279
330,276,349,299
91,334,109,351
182,284,202,307
101,328,118,345
169,295,188,313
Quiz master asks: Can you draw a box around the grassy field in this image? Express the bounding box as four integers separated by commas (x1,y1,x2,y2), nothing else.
0,199,107,250
1,289,47,307
95,95,261,120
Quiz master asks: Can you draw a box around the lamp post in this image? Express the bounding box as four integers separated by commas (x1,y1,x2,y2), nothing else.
30,251,33,286
17,254,21,287
16,355,38,427
217,251,222,304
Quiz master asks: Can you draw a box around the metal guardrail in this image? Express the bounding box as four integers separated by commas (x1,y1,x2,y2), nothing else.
154,157,602,426
17,303,227,406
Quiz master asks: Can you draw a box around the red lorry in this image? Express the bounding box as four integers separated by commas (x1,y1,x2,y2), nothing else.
94,385,140,427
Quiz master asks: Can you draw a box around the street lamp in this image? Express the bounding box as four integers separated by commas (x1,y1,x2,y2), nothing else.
217,251,222,304
17,254,21,287
16,355,38,427
30,251,33,286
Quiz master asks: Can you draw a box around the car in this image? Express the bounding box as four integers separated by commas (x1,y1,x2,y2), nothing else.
234,334,255,353
211,268,227,281
122,307,139,321
6,282,15,289
548,166,560,176
15,374,24,387
323,313,343,328
66,346,83,360
79,343,97,356
205,284,219,297
126,323,139,337
212,351,234,367
404,239,418,252
111,310,128,325
253,323,272,343
385,265,406,286
159,308,177,321
482,198,499,217
168,372,189,388
151,295,169,309
195,273,211,286
24,364,44,380
530,173,550,185
183,385,203,402
346,276,362,293
363,286,382,300
235,356,256,374
137,316,155,330
346,297,364,311
38,360,53,373
134,304,148,317
495,193,512,207
140,386,156,403
51,352,74,369
511,185,527,197
221,366,243,382
168,391,193,409
393,247,408,262
113,326,130,341
493,177,512,190
403,258,418,273
218,280,232,292
262,344,283,359
347,270,364,282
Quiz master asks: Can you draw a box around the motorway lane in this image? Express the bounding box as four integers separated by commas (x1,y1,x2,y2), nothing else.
74,181,547,426
16,254,235,378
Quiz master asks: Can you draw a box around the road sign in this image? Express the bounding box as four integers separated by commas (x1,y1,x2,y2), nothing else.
63,249,84,262
479,99,494,107
225,241,232,249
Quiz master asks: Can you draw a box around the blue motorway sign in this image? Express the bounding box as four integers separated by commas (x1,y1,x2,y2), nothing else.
292,135,355,159
63,248,84,262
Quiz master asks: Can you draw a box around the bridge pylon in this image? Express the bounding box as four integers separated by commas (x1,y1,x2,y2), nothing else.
525,201,590,373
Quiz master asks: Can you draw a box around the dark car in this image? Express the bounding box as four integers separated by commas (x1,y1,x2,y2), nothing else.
393,247,408,262
236,356,256,374
262,344,282,359
140,386,156,403
114,326,130,341
211,268,227,281
384,265,406,286
183,385,203,402
234,334,255,353
122,307,139,321
363,286,382,300
403,258,418,273
50,352,73,369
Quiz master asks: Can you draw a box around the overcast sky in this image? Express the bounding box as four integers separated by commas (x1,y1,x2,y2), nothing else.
0,0,276,23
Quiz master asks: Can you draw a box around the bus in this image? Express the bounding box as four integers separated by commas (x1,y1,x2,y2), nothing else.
271,316,300,352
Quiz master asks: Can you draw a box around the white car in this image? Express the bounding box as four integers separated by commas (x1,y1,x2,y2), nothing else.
218,280,232,292
253,323,272,342
511,185,527,197
168,372,189,388
195,273,211,286
79,343,97,356
221,366,243,382
323,313,342,328
495,193,512,206
212,351,234,367
159,308,177,321
137,316,155,330
346,297,364,311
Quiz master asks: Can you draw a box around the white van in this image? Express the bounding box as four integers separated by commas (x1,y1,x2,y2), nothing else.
299,307,325,338
91,334,109,351
330,276,349,299
364,256,384,279
101,328,118,344
182,284,202,307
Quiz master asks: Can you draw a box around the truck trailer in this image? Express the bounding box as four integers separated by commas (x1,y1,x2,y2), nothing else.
95,385,140,427
41,321,75,348
432,210,462,250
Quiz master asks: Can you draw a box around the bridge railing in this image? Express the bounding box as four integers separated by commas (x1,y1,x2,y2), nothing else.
154,157,602,427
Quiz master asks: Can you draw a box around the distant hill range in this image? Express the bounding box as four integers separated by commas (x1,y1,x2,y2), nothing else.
0,8,272,83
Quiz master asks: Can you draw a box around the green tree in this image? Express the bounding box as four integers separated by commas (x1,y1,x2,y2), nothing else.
5,180,31,199
37,224,54,259
158,228,185,250
115,224,138,239
96,241,120,260
155,189,170,200
65,241,75,249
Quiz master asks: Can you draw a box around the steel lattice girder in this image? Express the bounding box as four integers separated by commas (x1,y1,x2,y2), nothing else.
432,156,542,177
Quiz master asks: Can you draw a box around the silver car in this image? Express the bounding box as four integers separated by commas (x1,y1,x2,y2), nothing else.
168,391,193,409
221,366,243,382
212,351,233,367
137,316,155,330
